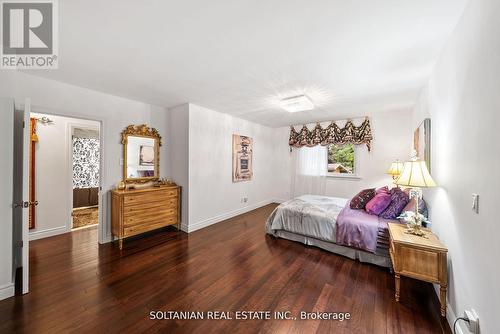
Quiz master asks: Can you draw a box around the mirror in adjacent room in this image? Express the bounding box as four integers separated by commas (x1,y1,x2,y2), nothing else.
121,124,161,183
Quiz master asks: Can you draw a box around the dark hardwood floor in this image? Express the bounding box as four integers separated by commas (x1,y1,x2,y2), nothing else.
0,204,450,334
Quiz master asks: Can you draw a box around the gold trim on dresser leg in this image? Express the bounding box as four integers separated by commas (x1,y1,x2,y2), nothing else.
440,285,447,317
395,274,401,302
119,239,123,250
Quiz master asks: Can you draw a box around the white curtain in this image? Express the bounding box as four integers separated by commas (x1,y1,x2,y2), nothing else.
291,146,328,197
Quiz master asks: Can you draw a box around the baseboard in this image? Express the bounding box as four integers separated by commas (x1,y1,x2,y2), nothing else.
29,226,68,241
182,199,274,233
0,283,14,301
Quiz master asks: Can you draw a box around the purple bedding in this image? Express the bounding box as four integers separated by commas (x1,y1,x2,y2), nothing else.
336,200,400,253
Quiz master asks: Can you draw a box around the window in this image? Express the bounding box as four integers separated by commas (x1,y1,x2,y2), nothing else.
327,143,356,175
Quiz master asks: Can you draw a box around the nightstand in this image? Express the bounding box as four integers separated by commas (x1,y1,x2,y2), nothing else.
388,223,448,317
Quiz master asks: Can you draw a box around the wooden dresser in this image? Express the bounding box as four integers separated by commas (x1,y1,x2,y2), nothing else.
388,223,448,317
111,185,181,249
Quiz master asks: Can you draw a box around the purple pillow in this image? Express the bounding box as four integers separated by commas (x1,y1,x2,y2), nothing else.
365,187,392,215
380,188,410,219
350,188,376,209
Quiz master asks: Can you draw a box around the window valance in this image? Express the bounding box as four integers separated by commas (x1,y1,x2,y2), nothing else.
288,118,373,151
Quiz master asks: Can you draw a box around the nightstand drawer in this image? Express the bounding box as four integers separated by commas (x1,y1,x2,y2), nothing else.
399,246,439,282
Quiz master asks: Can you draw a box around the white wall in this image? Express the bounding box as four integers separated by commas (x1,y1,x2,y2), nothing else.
183,104,409,231
184,104,290,231
0,72,170,243
169,104,190,229
322,109,412,198
29,113,99,240
0,99,14,300
412,0,500,332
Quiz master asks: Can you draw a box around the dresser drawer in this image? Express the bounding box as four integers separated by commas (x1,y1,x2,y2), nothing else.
124,209,177,226
123,189,178,206
123,197,178,215
124,215,178,236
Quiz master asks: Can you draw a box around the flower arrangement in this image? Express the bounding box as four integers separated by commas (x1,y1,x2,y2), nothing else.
397,211,430,237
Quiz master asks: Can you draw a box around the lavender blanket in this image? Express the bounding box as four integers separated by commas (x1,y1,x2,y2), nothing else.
336,201,397,253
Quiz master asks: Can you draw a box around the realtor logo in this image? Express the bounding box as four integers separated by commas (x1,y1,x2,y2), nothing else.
1,0,58,69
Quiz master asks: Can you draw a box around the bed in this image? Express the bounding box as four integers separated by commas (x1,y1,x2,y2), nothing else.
265,195,401,268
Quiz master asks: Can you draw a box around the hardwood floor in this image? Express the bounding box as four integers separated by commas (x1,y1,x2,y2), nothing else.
0,204,451,334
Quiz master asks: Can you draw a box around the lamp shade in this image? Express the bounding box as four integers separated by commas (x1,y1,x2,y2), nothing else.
395,160,436,188
386,160,404,176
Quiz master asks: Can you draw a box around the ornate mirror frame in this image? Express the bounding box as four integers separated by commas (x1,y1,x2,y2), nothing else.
121,124,162,183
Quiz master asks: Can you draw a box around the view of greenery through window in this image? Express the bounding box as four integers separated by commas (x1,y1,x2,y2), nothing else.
327,144,355,174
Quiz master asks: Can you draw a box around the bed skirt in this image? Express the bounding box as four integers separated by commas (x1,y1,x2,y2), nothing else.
267,229,391,268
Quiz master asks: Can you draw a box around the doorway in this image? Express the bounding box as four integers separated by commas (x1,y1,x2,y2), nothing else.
71,126,100,231
28,113,101,241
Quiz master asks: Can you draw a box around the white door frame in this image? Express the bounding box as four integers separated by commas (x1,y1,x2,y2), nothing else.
20,99,31,294
17,103,107,244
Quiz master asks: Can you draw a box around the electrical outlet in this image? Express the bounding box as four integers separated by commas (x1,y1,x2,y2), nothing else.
464,309,479,334
472,194,479,213
241,197,248,203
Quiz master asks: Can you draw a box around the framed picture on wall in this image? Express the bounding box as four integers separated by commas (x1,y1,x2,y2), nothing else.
232,134,253,182
413,118,431,172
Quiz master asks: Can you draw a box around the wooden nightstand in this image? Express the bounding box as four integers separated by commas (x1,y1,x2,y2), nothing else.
388,223,448,317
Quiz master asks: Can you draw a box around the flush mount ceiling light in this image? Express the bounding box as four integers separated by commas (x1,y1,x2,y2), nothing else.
280,95,314,113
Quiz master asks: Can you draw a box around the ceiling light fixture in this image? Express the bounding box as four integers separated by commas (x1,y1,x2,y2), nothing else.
280,95,314,113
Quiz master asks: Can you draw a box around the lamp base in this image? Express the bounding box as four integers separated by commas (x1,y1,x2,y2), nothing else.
404,224,428,238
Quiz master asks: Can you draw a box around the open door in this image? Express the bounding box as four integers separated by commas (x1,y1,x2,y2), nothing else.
13,98,31,294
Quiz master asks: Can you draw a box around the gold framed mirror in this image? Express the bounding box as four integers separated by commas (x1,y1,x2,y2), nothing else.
121,124,161,183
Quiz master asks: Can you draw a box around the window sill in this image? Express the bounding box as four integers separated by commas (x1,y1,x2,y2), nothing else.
326,174,362,180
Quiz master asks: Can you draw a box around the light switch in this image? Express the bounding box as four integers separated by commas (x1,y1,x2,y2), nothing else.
472,194,479,213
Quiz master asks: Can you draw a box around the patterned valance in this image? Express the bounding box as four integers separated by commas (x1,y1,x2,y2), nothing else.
288,118,373,151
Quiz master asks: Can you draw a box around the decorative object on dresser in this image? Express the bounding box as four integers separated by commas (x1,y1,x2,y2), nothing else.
395,156,436,237
111,185,181,249
388,223,448,317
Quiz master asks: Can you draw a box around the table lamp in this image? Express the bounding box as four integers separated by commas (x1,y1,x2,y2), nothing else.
395,159,436,236
387,160,404,181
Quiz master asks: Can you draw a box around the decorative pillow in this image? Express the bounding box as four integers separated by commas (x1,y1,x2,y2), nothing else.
365,187,392,215
401,197,429,218
380,188,410,219
350,188,376,209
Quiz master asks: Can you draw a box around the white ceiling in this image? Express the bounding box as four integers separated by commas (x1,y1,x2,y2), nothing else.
28,0,467,127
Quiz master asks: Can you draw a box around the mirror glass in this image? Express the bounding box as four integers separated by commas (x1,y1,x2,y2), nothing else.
126,136,157,179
